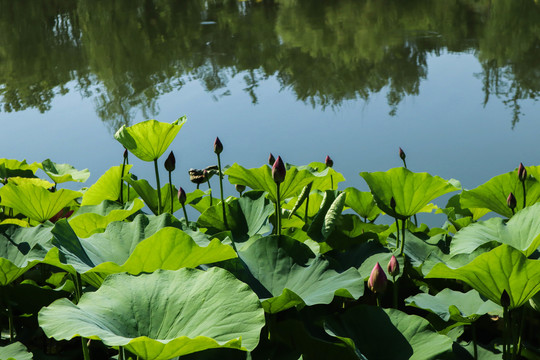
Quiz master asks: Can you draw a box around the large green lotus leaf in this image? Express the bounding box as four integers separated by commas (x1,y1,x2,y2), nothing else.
344,187,381,221
81,164,133,206
360,167,459,219
298,162,346,191
426,244,540,309
450,203,540,257
325,306,453,360
38,268,264,359
124,175,181,215
225,163,316,203
0,158,39,179
40,159,90,184
114,118,186,162
0,224,52,286
0,342,33,360
406,289,502,323
461,166,540,218
8,176,54,189
0,182,81,223
44,215,233,286
198,191,273,241
68,199,144,238
237,235,364,313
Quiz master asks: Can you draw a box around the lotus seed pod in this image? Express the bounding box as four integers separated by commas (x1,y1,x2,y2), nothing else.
235,184,246,193
268,153,276,166
177,187,187,205
368,262,387,294
272,156,286,184
188,169,206,185
387,255,400,277
390,196,396,210
500,289,510,308
399,147,406,161
325,155,333,168
214,137,223,155
164,151,176,172
518,163,527,182
507,192,517,210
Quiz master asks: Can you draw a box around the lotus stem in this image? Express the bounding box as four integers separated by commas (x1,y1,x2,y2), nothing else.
392,276,398,309
7,303,14,342
81,338,91,360
168,171,173,214
120,160,126,204
471,322,478,360
153,159,162,215
394,217,400,250
330,174,334,190
522,181,526,209
400,218,406,256
276,183,281,236
376,295,381,307
517,307,526,357
181,203,189,223
119,346,125,360
207,177,212,206
304,195,309,224
217,153,228,228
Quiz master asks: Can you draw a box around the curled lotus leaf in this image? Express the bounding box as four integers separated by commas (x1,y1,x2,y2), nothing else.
40,159,90,184
38,268,265,360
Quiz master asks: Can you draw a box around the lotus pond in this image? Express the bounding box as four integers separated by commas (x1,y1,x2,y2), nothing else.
1,119,540,360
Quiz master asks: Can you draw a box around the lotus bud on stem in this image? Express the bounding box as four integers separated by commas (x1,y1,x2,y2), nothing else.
272,156,286,236
178,187,189,223
390,197,400,250
518,163,527,209
507,192,516,216
368,262,387,307
120,148,129,204
399,147,407,168
268,153,276,166
325,155,334,189
236,184,246,197
388,255,400,309
164,151,176,213
214,137,228,228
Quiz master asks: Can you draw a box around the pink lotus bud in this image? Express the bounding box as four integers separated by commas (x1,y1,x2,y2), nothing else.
177,187,186,205
500,289,510,308
123,148,128,159
507,192,516,210
325,155,333,168
387,255,399,277
164,151,175,172
368,262,387,294
518,163,527,182
272,156,286,184
214,137,223,155
268,153,276,166
399,147,406,161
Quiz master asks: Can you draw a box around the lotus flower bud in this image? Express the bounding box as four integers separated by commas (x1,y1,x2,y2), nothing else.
325,155,333,168
164,151,175,172
518,163,527,182
507,192,516,210
368,262,387,294
399,147,406,161
272,156,286,184
235,184,246,194
390,196,396,210
500,289,510,308
214,137,223,155
123,148,128,159
387,255,400,277
177,187,186,205
268,153,276,166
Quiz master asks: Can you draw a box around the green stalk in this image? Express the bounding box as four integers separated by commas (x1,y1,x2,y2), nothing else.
400,218,406,256
217,153,228,228
207,178,213,206
304,195,309,224
119,346,125,360
376,295,380,307
330,174,334,190
7,303,14,342
392,275,398,309
181,203,189,223
516,306,526,357
81,338,91,360
276,183,281,236
168,171,173,214
73,273,91,360
522,181,527,209
394,217,400,251
120,158,126,204
471,323,478,360
153,159,162,215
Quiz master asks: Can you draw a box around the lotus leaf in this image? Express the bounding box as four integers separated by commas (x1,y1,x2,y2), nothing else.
461,165,540,217
68,199,144,238
406,289,502,323
0,342,33,360
38,268,265,359
114,117,186,161
324,305,453,360
81,164,133,206
426,244,540,309
40,159,90,184
124,175,181,214
0,159,39,179
298,161,346,190
225,163,316,203
0,182,81,223
450,203,540,256
344,187,381,221
8,176,54,189
237,235,364,313
360,167,459,219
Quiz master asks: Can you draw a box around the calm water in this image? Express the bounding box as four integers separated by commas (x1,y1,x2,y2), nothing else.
1,0,540,216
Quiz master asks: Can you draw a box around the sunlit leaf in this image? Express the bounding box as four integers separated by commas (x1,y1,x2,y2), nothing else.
40,159,90,184
0,342,33,360
344,187,381,221
38,268,264,359
114,118,186,161
299,162,346,191
81,164,133,206
8,176,54,189
124,175,181,215
0,159,39,179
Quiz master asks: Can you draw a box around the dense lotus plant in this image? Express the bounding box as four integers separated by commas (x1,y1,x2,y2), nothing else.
2,119,540,359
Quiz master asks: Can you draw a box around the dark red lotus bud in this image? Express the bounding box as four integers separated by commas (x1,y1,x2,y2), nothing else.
177,187,186,205
268,153,276,166
390,196,396,210
325,155,333,168
399,147,406,161
500,289,510,308
518,163,527,182
507,192,516,210
123,148,128,159
235,184,246,193
387,255,400,277
272,156,286,184
368,262,387,294
164,151,175,172
214,137,223,155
